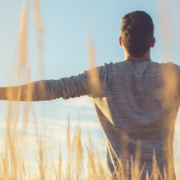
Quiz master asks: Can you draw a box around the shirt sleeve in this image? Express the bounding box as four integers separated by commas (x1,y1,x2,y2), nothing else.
39,71,90,100
22,63,113,101
160,62,180,100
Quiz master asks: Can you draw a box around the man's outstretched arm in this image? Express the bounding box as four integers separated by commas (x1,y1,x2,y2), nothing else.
0,72,90,101
0,64,110,101
0,80,53,101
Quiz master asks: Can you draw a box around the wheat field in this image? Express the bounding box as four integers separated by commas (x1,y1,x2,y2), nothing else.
0,0,180,180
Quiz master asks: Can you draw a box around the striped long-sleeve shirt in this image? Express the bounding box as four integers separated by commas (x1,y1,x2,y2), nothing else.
6,60,180,179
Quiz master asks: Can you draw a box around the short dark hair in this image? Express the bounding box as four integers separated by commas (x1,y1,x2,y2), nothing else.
121,11,154,58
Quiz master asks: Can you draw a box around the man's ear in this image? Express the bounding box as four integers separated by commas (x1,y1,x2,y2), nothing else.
119,36,123,46
151,37,156,48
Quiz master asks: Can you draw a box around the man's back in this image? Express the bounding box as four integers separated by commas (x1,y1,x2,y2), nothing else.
0,59,178,179
93,60,179,179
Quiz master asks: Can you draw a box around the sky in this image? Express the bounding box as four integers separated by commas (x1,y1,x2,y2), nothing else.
0,0,180,177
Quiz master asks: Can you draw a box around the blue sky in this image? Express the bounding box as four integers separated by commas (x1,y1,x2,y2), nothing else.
0,0,180,177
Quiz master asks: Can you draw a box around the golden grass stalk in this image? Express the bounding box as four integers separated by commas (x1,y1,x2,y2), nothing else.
146,170,150,180
37,137,45,180
132,141,141,180
66,112,71,179
58,139,63,180
157,1,180,179
52,139,63,180
75,122,84,179
87,130,97,180
88,36,102,96
96,151,106,180
16,0,28,81
33,0,44,77
150,150,163,180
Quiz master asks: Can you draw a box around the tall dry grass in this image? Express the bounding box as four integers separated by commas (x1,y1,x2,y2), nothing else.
158,0,180,179
0,0,180,179
87,36,102,96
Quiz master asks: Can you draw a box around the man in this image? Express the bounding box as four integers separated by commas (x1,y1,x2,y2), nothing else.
0,11,178,179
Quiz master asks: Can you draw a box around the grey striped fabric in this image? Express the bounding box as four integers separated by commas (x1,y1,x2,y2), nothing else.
44,60,180,179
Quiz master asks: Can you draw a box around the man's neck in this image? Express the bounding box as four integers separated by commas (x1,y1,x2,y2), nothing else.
125,56,151,61
124,50,151,61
